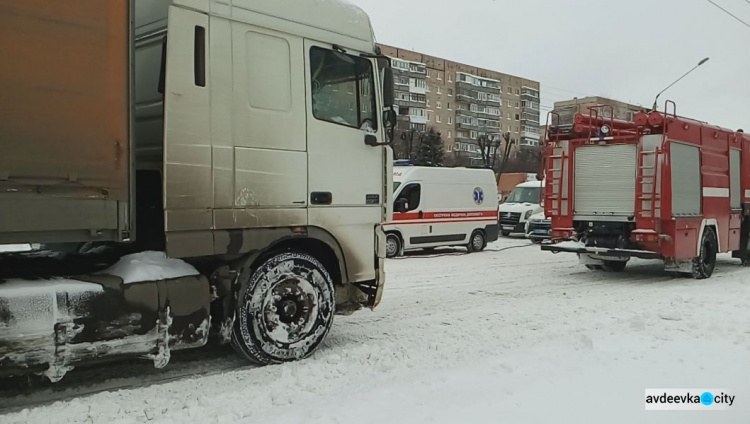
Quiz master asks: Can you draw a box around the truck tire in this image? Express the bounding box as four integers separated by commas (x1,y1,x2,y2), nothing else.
231,251,335,365
386,233,401,258
692,228,717,279
501,230,511,237
601,260,627,272
467,230,487,252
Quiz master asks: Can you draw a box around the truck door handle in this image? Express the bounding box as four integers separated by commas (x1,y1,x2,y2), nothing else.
311,192,332,205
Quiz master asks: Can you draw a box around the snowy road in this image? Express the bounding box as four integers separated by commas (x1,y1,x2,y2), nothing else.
3,237,750,423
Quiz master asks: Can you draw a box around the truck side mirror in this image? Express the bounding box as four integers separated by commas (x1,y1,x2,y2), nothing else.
383,66,394,107
394,198,408,213
383,108,397,130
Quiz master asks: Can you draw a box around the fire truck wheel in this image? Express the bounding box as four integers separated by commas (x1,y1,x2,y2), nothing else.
692,228,718,279
231,251,335,365
386,233,402,258
467,230,487,252
601,260,627,272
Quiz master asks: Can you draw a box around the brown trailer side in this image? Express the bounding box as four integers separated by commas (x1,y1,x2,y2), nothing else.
0,0,131,244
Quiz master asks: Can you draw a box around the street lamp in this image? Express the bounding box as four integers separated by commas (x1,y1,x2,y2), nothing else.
652,57,709,111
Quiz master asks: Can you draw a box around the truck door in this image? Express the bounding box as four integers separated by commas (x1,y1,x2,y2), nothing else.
162,6,212,257
304,40,388,282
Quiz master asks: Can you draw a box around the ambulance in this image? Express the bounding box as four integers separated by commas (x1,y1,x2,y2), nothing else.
384,166,499,257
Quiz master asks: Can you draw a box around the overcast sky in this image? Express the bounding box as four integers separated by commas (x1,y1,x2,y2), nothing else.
348,0,749,130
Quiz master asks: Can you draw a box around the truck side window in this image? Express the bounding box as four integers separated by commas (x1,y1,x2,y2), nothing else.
396,183,421,211
309,47,377,132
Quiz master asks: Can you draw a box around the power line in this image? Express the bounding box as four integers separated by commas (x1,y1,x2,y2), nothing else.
705,0,750,29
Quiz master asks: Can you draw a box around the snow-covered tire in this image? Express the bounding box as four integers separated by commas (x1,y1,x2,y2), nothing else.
231,251,335,365
692,228,717,279
585,264,602,271
386,233,401,258
601,260,627,272
467,230,486,252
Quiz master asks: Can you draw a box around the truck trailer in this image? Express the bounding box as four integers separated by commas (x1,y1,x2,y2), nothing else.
541,104,750,278
0,0,396,382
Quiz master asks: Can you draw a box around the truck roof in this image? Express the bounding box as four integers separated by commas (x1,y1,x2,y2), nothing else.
139,0,375,49
393,166,496,184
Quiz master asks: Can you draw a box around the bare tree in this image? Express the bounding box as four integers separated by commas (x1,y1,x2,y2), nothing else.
393,128,422,160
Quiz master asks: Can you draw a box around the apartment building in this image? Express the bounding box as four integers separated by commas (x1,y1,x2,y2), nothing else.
380,44,541,164
553,96,645,123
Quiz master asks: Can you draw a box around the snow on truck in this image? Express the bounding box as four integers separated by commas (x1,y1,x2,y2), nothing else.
0,0,396,381
541,104,750,278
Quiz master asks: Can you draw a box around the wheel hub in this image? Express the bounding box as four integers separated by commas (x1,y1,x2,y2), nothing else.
262,277,317,344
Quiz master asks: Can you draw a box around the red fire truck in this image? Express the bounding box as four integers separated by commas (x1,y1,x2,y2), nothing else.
540,102,750,278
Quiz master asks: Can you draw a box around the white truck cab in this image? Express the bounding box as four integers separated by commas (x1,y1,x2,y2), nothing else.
384,166,499,257
499,180,543,236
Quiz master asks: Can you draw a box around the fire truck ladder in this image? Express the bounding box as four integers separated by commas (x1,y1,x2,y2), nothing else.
543,111,568,217
636,148,660,226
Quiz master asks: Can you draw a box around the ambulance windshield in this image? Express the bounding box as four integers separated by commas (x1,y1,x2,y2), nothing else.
505,187,540,204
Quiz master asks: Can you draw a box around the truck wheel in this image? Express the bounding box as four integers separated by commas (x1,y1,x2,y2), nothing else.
386,233,401,258
585,265,602,270
467,230,486,252
692,228,717,279
501,230,511,237
231,251,335,365
601,260,627,272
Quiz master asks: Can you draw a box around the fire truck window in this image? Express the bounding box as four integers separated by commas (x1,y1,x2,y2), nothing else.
396,183,421,211
309,46,378,131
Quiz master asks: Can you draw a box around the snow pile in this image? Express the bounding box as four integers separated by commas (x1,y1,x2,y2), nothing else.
0,244,34,253
99,252,199,284
554,240,585,250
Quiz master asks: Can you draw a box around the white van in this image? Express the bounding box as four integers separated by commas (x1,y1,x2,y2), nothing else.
384,166,499,257
499,180,543,236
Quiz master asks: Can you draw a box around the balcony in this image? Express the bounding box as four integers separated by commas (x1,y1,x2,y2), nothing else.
456,109,478,118
522,130,541,140
456,122,479,131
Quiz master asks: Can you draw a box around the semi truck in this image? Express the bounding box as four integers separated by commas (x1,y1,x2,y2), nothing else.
541,104,750,277
0,0,395,381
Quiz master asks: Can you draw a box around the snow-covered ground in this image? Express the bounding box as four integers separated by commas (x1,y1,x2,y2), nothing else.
3,237,750,423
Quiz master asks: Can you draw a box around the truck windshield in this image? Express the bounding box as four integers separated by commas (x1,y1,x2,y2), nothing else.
505,187,540,204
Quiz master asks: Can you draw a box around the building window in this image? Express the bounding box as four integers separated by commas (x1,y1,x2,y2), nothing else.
448,130,452,139
437,101,442,109
507,87,512,94
515,102,519,108
515,114,520,120
438,72,443,80
515,88,520,95
426,69,431,78
448,88,453,96
427,99,431,107
448,74,453,82
448,116,453,125
310,46,377,131
437,87,442,95
447,102,452,110
436,115,441,123
470,130,477,139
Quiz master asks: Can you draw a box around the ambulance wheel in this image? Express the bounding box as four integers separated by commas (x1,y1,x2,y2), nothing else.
385,233,401,258
692,228,717,279
501,230,511,237
231,250,335,365
467,230,486,252
601,260,627,272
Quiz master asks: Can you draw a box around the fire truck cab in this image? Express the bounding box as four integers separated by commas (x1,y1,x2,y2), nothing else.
541,104,750,278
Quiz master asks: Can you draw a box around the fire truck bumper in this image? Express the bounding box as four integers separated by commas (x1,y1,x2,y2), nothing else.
540,243,662,260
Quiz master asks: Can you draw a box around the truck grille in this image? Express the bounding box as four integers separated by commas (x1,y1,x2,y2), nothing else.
499,212,521,226
528,220,551,232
